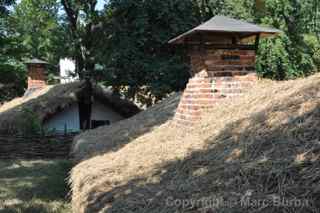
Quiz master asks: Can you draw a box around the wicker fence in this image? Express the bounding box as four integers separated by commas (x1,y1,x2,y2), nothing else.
0,134,75,159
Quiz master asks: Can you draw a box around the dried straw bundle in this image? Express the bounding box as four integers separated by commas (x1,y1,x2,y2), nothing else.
70,73,320,213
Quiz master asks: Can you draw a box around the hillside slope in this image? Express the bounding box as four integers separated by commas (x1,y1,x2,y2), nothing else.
70,74,320,213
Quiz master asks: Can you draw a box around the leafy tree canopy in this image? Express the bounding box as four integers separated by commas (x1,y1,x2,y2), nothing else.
203,0,320,80
99,0,199,104
1,0,320,105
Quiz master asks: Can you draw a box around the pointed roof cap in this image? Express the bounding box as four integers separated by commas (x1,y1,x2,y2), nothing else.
169,16,281,44
25,58,49,65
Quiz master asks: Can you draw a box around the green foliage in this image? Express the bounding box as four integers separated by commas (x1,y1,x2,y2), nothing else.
257,35,315,80
17,108,42,136
11,0,68,63
0,0,27,103
0,0,69,103
206,0,318,80
60,0,103,79
1,0,320,105
0,0,15,16
255,0,316,79
257,36,298,79
304,34,320,70
0,35,26,103
0,61,26,103
100,0,199,104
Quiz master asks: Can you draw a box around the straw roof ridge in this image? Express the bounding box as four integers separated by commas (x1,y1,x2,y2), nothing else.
71,92,181,161
70,72,320,213
0,81,140,134
92,84,140,118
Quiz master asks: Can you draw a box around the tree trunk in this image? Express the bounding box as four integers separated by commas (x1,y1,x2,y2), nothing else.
61,0,97,130
78,79,92,130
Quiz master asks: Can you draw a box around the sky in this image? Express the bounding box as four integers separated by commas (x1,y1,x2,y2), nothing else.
96,0,106,10
14,0,107,11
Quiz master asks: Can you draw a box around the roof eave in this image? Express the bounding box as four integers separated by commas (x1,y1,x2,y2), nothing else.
168,29,198,44
25,59,49,65
169,29,282,44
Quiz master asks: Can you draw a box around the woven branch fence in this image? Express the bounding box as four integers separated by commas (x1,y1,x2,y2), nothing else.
0,134,76,159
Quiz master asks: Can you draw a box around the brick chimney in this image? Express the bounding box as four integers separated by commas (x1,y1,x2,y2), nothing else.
25,58,48,90
174,48,258,126
169,16,280,126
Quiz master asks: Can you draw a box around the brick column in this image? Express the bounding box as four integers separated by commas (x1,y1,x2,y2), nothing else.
174,49,258,126
27,64,47,90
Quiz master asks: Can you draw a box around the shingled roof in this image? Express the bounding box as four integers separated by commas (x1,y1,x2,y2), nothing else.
169,16,281,44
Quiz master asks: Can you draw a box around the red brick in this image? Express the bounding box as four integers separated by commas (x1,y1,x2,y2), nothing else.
175,48,258,127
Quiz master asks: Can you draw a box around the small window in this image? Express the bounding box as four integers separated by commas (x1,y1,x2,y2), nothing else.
91,120,110,129
221,55,240,61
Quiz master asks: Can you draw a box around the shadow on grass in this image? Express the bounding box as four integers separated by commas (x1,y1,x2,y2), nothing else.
0,159,72,213
82,84,320,213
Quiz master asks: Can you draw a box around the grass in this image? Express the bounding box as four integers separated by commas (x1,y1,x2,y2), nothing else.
0,159,72,213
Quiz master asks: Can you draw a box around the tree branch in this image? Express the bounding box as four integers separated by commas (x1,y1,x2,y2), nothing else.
61,0,78,33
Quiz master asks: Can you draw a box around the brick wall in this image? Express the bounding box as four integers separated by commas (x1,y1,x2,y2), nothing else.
174,48,258,126
27,64,47,89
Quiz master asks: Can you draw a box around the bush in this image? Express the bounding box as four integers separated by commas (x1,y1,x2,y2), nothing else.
17,108,42,136
257,34,315,80
304,34,320,70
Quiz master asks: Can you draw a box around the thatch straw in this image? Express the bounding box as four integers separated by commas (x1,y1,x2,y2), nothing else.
0,82,140,134
70,73,320,213
71,93,181,161
0,83,81,134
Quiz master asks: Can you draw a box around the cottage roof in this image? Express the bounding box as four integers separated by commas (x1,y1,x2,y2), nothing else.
0,82,140,134
169,16,281,44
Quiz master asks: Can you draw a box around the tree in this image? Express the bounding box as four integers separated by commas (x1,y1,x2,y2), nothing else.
2,0,320,105
0,0,26,104
197,0,214,21
205,0,317,80
60,0,103,79
255,0,315,79
0,0,71,104
60,0,103,129
0,0,15,16
11,0,67,64
100,0,199,105
300,0,320,38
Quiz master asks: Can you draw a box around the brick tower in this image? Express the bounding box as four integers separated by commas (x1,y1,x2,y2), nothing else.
169,16,280,126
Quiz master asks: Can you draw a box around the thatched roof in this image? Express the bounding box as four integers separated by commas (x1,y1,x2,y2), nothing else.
71,93,181,161
169,16,281,44
0,82,140,134
70,73,320,213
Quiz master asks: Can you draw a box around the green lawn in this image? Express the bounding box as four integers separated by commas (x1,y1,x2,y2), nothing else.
0,159,72,213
